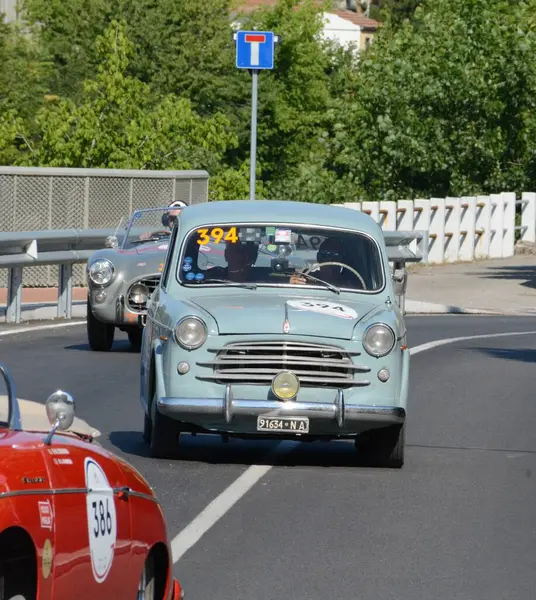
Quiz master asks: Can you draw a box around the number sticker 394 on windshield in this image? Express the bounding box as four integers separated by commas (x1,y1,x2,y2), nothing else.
84,457,117,583
196,227,239,245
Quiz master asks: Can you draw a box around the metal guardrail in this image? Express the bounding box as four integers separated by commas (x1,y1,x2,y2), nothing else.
0,166,210,288
0,227,127,323
0,227,426,324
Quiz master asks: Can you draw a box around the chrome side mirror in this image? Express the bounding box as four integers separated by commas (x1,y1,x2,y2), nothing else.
44,391,75,445
105,235,118,249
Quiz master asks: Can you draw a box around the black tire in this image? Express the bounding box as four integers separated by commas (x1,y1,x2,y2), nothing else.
142,411,152,444
149,392,181,458
354,423,405,468
128,328,143,351
137,553,156,600
87,300,114,351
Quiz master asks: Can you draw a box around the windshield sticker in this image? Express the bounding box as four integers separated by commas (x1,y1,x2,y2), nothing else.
184,256,193,264
275,228,292,243
267,244,278,252
287,300,358,320
85,457,117,583
182,262,192,272
185,272,196,281
195,272,205,281
266,226,276,235
197,227,239,245
240,227,262,242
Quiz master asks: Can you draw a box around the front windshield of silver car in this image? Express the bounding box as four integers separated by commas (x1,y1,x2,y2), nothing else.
121,206,182,249
176,224,384,293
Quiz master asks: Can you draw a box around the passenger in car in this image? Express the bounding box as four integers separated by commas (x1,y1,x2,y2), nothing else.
290,238,360,288
205,241,259,282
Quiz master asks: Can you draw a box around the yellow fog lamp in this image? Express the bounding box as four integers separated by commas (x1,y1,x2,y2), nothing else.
271,371,300,401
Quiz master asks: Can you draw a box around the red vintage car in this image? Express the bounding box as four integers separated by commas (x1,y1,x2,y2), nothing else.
0,361,183,600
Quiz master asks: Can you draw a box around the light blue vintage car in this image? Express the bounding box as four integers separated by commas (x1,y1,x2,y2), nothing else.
140,200,421,468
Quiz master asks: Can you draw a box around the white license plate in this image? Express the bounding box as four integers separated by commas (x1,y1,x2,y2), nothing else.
257,416,309,433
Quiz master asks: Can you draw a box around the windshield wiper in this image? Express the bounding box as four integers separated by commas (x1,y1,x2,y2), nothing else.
200,278,258,290
293,271,340,294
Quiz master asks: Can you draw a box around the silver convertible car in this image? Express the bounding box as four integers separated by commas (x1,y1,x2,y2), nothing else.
140,200,421,468
86,207,181,351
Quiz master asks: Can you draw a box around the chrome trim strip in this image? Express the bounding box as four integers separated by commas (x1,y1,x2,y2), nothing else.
0,486,160,505
196,374,369,386
335,389,344,428
207,342,362,355
198,358,368,370
224,384,233,424
158,393,405,425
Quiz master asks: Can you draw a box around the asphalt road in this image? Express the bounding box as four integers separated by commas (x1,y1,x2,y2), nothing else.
2,315,536,599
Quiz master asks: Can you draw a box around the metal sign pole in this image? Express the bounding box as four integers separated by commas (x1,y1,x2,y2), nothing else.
249,69,259,201
234,30,278,200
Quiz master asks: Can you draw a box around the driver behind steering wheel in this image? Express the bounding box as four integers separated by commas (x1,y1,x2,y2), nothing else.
290,237,357,288
139,200,187,241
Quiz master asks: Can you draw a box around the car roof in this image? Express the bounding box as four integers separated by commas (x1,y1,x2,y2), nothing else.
179,200,379,235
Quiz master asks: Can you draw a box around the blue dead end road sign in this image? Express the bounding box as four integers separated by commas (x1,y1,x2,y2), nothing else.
235,31,276,70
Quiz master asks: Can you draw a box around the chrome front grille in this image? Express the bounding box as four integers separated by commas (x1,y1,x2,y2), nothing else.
126,275,160,313
196,341,371,388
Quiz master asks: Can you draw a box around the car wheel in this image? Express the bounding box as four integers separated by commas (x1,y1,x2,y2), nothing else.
128,328,143,351
87,300,115,351
354,423,405,468
137,553,156,600
142,410,152,444
149,392,181,458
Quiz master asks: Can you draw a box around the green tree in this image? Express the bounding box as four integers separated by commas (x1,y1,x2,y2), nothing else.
0,16,52,117
329,0,536,200
21,0,115,99
17,21,238,171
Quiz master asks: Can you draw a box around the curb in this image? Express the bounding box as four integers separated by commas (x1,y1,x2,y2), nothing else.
0,301,86,324
404,300,500,315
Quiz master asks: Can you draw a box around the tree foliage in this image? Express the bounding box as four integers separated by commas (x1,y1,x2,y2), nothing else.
3,0,536,203
15,21,237,172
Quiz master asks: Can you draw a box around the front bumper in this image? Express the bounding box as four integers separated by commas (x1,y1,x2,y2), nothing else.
157,384,405,437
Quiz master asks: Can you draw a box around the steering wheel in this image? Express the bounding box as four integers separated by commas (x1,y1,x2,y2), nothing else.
304,261,367,290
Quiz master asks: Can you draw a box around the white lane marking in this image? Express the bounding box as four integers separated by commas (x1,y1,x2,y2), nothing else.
409,330,536,355
171,328,536,563
0,320,85,337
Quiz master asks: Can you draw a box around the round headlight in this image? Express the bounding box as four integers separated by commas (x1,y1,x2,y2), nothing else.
129,283,148,305
363,324,396,357
271,370,300,401
174,317,207,350
88,259,114,286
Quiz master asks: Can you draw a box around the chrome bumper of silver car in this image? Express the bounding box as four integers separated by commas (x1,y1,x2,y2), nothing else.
157,385,405,428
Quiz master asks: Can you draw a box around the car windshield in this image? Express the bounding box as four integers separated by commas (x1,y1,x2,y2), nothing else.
121,206,181,250
177,224,384,293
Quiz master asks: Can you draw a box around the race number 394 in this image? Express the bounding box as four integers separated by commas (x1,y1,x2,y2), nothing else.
84,457,117,583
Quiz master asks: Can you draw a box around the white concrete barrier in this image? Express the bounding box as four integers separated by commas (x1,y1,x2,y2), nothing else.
339,191,536,264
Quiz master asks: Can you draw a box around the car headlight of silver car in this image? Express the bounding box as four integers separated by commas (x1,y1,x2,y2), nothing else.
88,259,114,286
129,283,149,305
363,323,396,357
173,316,207,350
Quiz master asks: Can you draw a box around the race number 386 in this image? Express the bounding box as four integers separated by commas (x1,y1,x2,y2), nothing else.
84,458,117,583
